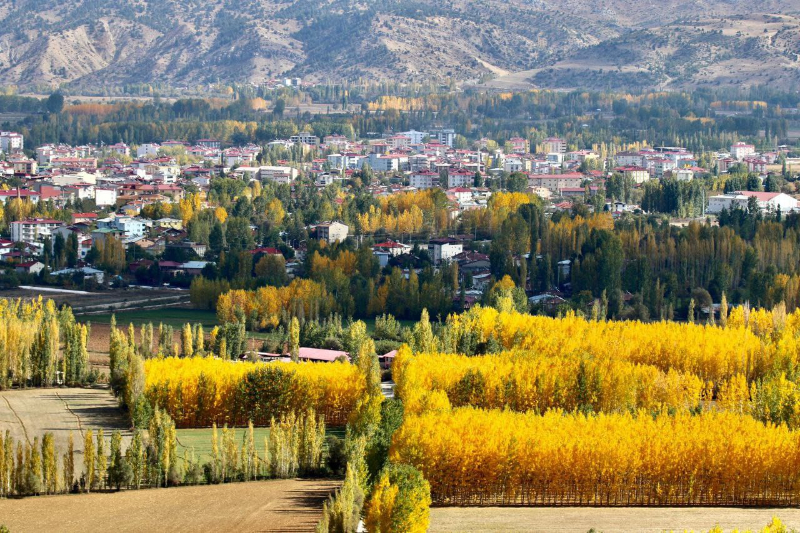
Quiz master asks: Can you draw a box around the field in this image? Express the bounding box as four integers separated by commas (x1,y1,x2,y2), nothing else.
85,308,218,328
0,478,338,532
1,286,188,312
175,427,347,464
0,387,130,471
429,507,800,532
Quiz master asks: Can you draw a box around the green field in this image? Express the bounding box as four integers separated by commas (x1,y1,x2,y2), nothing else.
81,308,219,328
175,427,347,464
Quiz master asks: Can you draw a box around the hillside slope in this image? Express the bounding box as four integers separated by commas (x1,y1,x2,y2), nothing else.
0,1,796,90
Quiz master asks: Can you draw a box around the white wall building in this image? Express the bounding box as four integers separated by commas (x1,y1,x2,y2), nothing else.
707,191,798,215
11,218,64,243
730,142,756,161
428,238,463,264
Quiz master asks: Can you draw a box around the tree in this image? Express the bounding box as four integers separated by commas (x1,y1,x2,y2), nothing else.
95,429,107,490
289,317,300,362
63,431,75,492
84,429,95,492
108,430,132,490
181,324,194,358
46,92,64,114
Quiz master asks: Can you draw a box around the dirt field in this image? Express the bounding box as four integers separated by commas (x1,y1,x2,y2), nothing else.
0,478,337,532
0,388,129,471
429,507,800,532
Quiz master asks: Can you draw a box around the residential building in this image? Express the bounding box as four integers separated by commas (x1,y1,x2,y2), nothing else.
11,218,65,242
0,132,23,153
730,142,756,160
409,170,440,189
316,221,349,243
290,133,320,146
428,237,463,264
542,137,566,154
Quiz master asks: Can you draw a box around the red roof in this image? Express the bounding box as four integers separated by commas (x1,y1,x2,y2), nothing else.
735,191,781,201
249,246,281,255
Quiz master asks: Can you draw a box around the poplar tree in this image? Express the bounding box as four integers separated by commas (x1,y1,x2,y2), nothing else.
289,317,300,362
84,429,95,492
95,429,107,490
63,431,75,492
41,433,57,494
181,324,193,358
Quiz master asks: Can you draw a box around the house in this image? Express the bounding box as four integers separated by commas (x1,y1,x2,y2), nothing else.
428,237,463,264
707,191,798,215
373,241,411,257
10,218,65,243
258,347,349,363
379,350,397,370
617,166,650,184
15,261,44,276
315,222,349,243
51,266,104,283
181,261,211,276
71,213,98,224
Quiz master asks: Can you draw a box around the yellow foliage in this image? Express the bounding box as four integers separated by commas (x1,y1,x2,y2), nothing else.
144,357,364,427
390,408,800,505
446,307,775,387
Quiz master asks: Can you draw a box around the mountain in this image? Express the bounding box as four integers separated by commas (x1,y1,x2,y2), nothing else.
0,1,797,91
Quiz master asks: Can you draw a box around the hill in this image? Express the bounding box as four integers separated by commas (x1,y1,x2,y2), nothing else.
0,1,797,90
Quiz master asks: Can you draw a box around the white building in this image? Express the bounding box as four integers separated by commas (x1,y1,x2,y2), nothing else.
137,143,161,158
0,132,23,153
290,133,320,146
428,238,463,264
409,170,439,189
95,187,118,207
258,166,298,184
316,222,349,243
707,191,798,215
730,142,756,161
398,130,427,144
11,218,65,243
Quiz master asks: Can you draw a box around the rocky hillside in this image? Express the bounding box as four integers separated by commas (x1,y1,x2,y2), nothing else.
0,0,797,90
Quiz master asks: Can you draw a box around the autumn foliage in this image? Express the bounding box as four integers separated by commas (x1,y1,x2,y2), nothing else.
215,278,334,329
390,408,800,506
144,357,364,427
393,347,704,416
445,306,776,388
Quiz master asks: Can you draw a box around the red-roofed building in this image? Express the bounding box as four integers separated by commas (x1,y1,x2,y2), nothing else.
72,213,98,224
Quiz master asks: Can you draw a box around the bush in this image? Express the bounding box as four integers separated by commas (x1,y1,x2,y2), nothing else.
325,435,347,476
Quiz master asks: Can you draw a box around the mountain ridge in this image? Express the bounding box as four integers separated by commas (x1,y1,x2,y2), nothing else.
0,1,797,90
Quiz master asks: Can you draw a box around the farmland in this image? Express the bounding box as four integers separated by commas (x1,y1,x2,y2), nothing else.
429,507,800,532
0,387,129,471
0,478,339,532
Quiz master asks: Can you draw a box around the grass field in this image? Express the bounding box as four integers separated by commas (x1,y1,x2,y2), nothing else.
175,427,347,464
0,478,339,532
84,308,219,328
429,507,800,532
